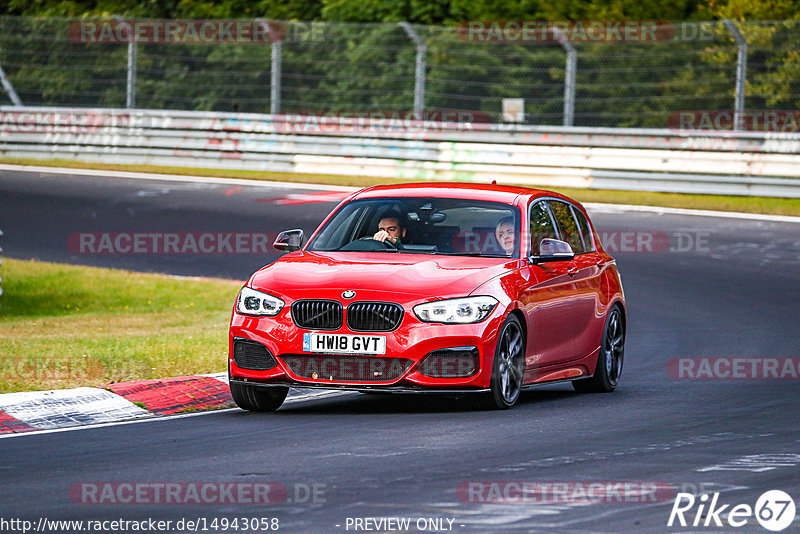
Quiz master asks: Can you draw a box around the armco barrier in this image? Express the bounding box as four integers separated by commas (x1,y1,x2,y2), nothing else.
1,106,799,197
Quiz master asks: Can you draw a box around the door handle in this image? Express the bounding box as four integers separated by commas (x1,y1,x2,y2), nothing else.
567,266,579,276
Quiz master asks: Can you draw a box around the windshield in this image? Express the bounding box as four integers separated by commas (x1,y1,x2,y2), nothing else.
307,197,521,258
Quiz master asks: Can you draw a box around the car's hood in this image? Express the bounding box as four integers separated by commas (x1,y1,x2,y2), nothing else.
249,251,515,302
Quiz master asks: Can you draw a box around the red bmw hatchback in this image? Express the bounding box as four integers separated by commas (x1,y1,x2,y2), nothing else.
228,183,625,410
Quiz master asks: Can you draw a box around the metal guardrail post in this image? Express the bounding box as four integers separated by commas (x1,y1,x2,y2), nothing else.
552,28,576,127
113,16,137,109
257,19,281,114
723,19,747,131
398,22,426,116
0,62,22,106
126,39,137,108
271,40,282,114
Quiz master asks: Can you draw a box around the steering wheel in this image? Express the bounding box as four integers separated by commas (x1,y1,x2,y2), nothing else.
359,236,398,249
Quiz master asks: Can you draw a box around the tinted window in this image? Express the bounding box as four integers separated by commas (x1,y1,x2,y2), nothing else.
572,205,595,252
549,201,586,254
529,201,558,255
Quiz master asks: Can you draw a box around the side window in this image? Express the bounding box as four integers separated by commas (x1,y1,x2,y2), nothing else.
548,201,586,254
529,201,558,255
571,205,595,252
312,203,363,250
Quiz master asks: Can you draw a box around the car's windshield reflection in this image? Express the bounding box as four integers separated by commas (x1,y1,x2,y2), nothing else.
308,197,521,258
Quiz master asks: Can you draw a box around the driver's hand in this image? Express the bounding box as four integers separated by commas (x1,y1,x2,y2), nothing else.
373,230,395,243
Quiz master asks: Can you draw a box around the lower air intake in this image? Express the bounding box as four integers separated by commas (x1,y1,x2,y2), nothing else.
418,347,480,378
233,339,277,370
281,355,412,382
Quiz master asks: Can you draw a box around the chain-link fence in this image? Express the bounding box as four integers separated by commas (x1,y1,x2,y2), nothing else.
1,17,799,128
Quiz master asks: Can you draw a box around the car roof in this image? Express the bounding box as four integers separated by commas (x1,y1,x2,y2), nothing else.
351,182,571,205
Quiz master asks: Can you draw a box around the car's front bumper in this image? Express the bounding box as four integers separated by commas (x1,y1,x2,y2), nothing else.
228,379,491,395
229,306,506,391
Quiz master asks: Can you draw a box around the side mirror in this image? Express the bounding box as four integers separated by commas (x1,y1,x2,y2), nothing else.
273,229,304,252
529,238,575,264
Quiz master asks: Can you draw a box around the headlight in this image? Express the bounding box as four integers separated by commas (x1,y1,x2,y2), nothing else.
413,296,498,324
236,287,284,316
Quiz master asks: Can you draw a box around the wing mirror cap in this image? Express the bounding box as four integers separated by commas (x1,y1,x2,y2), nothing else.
528,238,575,264
273,229,304,252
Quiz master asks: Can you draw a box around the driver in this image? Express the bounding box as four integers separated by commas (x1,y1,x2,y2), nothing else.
372,215,407,246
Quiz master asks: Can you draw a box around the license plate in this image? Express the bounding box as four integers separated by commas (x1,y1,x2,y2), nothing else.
302,333,386,355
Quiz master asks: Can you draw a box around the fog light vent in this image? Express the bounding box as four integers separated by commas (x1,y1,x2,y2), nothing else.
233,338,277,370
419,347,480,378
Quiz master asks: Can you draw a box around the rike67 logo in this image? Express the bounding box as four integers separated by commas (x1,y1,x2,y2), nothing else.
668,490,796,531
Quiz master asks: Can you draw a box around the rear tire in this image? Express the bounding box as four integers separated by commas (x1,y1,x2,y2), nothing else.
476,315,525,410
230,382,288,412
572,306,624,393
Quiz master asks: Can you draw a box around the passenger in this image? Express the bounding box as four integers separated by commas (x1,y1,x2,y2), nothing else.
495,216,515,254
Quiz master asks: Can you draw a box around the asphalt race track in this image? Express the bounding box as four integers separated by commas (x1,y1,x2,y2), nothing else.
1,168,799,533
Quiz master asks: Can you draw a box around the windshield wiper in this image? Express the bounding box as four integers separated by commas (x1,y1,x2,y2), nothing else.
433,252,508,257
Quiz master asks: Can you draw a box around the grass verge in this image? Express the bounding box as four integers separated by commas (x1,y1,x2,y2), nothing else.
0,258,241,394
2,157,800,217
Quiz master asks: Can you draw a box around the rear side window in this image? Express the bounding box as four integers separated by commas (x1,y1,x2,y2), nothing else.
548,200,586,254
572,205,595,252
529,201,558,255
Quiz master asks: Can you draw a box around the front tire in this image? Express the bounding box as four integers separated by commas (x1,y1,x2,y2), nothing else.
478,315,525,410
573,306,624,393
230,382,288,411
